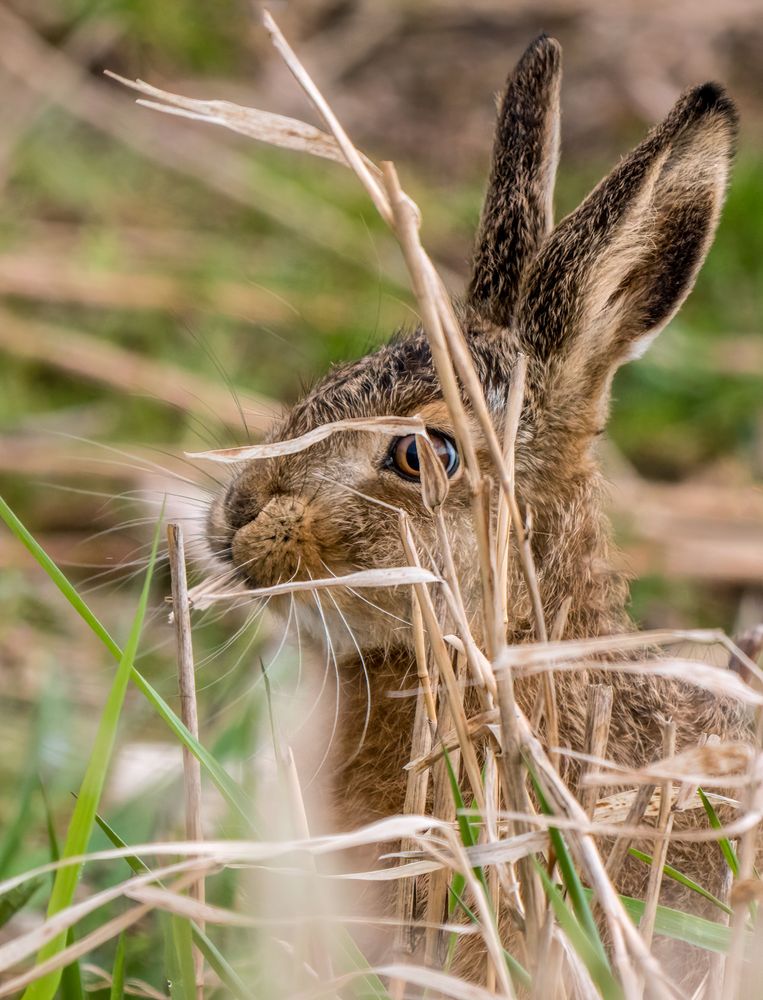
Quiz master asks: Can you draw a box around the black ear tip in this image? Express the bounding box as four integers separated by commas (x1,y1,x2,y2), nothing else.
689,82,739,131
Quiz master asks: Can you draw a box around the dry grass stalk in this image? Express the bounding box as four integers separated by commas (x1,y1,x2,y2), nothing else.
0,253,298,323
638,720,676,953
394,616,435,956
495,354,527,634
167,522,205,997
579,685,614,816
398,513,485,812
604,784,658,878
420,651,464,967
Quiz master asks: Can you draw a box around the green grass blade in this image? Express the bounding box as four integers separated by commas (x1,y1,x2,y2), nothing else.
109,933,126,1000
446,885,531,990
698,788,740,877
22,518,162,1000
628,847,732,915
39,785,84,1000
0,729,41,878
533,861,624,1000
442,748,488,892
527,762,610,971
591,887,735,953
93,812,151,875
94,811,252,1000
170,916,197,1000
335,930,392,1000
0,878,46,930
0,495,252,828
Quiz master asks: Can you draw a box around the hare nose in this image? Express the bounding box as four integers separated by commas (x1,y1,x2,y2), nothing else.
231,494,316,583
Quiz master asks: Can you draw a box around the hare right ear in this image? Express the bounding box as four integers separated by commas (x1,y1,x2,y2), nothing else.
468,34,562,326
515,82,737,432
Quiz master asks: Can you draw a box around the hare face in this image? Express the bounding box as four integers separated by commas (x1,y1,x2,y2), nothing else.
207,325,506,652
207,35,737,656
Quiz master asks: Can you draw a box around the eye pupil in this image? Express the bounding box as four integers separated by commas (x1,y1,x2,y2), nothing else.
405,438,420,473
389,431,459,482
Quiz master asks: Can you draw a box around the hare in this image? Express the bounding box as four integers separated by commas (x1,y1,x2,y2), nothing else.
206,35,751,986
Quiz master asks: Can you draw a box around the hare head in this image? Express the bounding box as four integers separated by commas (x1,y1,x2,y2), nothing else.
207,35,737,656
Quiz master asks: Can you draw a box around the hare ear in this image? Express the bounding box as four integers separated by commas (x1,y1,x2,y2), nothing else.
516,83,737,426
468,34,562,326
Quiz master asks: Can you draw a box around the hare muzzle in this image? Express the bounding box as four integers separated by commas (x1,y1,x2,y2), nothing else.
231,494,325,587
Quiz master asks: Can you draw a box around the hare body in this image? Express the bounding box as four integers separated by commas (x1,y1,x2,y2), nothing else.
207,36,750,987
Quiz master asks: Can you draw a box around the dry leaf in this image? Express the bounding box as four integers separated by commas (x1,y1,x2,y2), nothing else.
187,414,426,463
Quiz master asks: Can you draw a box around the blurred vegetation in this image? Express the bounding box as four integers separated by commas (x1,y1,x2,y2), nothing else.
0,1,761,995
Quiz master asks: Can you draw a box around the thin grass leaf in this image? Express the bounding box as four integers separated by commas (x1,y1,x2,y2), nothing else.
533,861,624,1000
39,787,84,1000
628,847,732,915
442,748,485,969
528,763,611,971
170,916,196,1000
109,933,126,1000
335,930,392,1000
93,814,150,876
0,879,46,931
446,885,531,991
0,496,252,827
0,691,51,877
443,748,487,892
442,755,529,991
593,888,737,953
22,517,162,1000
94,811,251,1000
698,787,740,876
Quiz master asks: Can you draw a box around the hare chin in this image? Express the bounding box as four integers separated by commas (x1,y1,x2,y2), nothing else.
265,590,402,660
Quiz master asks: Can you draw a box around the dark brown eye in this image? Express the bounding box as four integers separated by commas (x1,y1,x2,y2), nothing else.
387,432,459,482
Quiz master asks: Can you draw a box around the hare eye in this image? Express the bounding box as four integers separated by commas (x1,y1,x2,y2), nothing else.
388,432,459,482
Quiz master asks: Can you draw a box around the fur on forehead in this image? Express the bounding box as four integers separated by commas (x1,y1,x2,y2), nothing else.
275,309,522,440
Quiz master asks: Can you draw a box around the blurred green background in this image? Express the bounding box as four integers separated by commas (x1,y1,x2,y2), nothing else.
0,1,761,994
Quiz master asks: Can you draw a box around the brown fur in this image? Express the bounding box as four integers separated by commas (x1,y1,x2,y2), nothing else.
206,36,749,987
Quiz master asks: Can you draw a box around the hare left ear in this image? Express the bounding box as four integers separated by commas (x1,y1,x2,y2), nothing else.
468,34,562,327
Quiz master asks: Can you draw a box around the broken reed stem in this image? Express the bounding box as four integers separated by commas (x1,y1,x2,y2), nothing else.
604,783,658,877
167,522,205,998
495,667,544,947
579,685,614,816
638,720,676,954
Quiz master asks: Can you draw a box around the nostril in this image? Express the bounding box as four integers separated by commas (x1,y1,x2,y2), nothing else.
225,490,262,533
